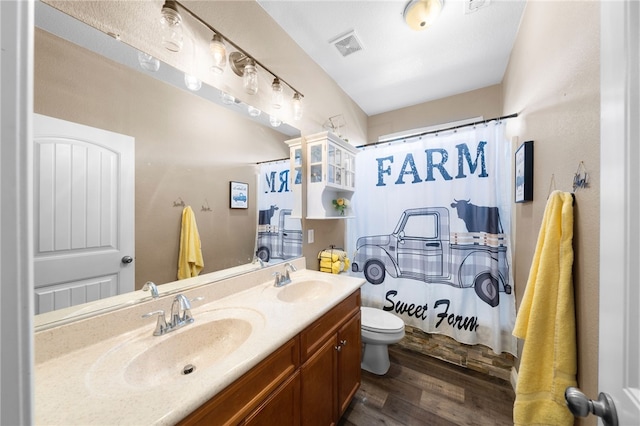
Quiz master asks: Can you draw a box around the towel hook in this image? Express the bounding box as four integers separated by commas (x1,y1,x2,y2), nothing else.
173,197,185,207
201,199,212,212
573,161,589,192
547,174,557,199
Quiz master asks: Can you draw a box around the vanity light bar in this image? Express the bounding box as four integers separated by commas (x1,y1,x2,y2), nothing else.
171,1,304,100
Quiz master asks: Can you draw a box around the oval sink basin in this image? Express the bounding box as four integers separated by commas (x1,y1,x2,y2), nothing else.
86,307,264,395
277,279,333,303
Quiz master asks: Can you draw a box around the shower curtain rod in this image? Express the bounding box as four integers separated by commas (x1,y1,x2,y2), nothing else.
357,112,519,149
256,157,289,165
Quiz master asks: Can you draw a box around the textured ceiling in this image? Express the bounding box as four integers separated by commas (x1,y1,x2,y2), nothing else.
257,0,526,116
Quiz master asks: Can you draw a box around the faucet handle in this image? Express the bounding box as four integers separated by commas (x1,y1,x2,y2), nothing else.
182,296,204,324
142,310,169,336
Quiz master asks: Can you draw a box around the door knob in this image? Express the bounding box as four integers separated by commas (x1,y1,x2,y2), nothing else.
565,387,618,426
121,255,134,264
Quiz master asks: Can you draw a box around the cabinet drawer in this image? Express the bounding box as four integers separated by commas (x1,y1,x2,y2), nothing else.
300,289,360,362
179,336,300,426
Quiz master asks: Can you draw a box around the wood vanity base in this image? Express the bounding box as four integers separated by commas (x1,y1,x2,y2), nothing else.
179,289,361,426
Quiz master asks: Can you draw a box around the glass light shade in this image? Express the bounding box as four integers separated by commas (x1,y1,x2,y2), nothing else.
137,51,160,72
271,78,283,109
247,105,261,117
184,73,202,91
220,91,235,105
403,0,443,31
269,115,282,127
292,93,304,121
160,2,183,52
243,62,258,95
209,34,227,74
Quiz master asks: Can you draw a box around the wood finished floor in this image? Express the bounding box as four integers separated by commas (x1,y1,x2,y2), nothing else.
338,346,515,426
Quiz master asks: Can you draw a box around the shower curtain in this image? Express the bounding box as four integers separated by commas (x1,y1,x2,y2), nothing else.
257,160,302,263
347,122,516,355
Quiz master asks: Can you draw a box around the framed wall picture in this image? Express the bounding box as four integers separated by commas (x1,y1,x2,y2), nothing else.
515,140,534,203
230,181,249,209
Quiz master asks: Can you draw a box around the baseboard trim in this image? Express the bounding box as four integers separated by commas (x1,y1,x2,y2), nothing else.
510,367,518,391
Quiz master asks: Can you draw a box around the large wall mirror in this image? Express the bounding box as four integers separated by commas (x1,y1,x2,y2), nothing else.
34,0,301,329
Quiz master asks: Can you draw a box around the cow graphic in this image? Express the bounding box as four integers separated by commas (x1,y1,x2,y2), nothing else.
258,205,279,225
450,199,503,234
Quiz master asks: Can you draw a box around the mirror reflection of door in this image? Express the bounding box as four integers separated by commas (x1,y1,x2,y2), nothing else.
33,114,134,314
256,160,301,264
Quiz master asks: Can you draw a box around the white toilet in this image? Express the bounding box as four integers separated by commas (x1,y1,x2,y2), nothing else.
360,307,405,375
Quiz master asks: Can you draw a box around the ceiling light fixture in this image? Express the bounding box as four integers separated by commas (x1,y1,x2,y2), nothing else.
209,33,227,74
403,0,444,30
184,73,202,91
137,51,160,72
160,1,304,117
292,93,303,121
160,0,183,52
269,115,282,128
247,105,261,117
271,78,283,109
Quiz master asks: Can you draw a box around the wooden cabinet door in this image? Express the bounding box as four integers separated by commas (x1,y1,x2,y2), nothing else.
300,335,337,426
244,371,300,426
337,312,361,417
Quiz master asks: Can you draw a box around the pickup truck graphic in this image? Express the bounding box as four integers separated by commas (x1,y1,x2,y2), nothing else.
351,206,511,307
256,208,302,262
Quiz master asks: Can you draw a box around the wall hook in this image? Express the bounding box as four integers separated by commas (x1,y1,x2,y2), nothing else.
573,161,589,191
201,199,212,212
173,197,185,207
547,174,557,199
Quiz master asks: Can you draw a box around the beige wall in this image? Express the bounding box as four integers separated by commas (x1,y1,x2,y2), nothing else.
368,84,503,142
34,29,290,288
503,3,600,424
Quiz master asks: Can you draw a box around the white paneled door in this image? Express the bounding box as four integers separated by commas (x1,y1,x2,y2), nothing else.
33,114,134,314
597,1,640,425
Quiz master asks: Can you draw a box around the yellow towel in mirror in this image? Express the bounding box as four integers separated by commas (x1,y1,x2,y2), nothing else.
177,206,204,280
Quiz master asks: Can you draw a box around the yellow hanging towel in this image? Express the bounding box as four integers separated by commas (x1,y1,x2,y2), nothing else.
177,206,204,280
512,191,577,425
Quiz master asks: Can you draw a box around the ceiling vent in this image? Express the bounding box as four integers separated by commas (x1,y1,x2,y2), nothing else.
464,0,491,14
331,30,363,57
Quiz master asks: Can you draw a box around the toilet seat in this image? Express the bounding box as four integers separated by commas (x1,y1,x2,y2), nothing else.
361,307,405,334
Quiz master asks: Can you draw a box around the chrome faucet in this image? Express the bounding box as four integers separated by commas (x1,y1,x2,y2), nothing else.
274,263,297,287
142,294,203,336
284,262,297,281
142,281,159,298
170,294,194,327
253,256,265,268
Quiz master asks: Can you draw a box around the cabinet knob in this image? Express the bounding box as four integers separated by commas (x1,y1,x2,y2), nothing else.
340,339,347,346
334,345,342,352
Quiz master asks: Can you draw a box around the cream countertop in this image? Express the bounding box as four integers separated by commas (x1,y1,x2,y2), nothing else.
35,261,364,425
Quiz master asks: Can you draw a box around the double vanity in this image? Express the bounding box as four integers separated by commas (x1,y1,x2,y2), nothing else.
35,258,364,425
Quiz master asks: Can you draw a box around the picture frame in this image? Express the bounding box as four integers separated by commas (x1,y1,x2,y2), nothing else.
515,140,534,203
230,181,249,209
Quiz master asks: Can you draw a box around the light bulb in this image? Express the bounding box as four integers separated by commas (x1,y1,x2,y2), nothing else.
292,93,304,121
247,105,261,117
271,78,283,109
160,1,183,52
184,73,202,91
210,34,227,74
137,51,160,72
269,115,282,127
243,60,258,95
220,91,235,105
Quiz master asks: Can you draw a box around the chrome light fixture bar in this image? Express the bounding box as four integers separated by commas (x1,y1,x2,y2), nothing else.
170,1,304,102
